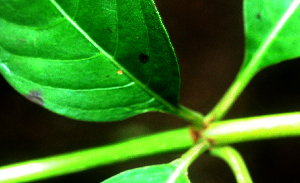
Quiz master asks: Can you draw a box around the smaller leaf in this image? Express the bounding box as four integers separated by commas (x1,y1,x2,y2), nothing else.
102,139,210,183
243,0,300,72
204,0,300,121
101,160,189,183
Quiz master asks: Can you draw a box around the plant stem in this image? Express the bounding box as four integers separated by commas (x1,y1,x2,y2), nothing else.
167,139,210,183
204,66,257,123
180,138,210,168
204,0,300,123
0,128,193,182
176,105,204,129
203,112,300,145
210,146,253,183
0,112,300,182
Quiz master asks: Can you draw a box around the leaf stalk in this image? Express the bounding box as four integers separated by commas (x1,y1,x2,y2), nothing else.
210,146,253,183
176,105,205,129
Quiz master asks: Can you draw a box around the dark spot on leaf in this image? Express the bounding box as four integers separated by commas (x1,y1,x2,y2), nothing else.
256,13,261,19
106,75,110,78
107,28,113,33
20,39,27,43
26,90,44,106
139,53,149,63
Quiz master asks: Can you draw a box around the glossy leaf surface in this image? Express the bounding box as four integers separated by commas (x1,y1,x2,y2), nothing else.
0,0,180,121
102,160,190,183
243,0,300,72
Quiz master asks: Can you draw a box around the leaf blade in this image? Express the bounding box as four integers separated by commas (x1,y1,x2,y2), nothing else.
102,139,210,183
0,0,180,121
243,0,300,71
101,161,190,183
204,0,300,121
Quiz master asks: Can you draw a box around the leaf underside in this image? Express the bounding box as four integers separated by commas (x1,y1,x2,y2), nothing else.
0,0,180,121
243,0,300,72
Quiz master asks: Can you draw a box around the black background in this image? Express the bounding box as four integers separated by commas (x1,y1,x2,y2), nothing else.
1,0,300,182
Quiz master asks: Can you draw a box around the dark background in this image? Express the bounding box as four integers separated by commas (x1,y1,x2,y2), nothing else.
1,0,300,182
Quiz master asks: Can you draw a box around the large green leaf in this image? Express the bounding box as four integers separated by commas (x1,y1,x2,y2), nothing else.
0,0,180,121
243,0,300,72
102,160,190,183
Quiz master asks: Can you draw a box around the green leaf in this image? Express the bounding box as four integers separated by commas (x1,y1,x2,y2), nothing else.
204,0,300,121
102,161,190,183
243,0,300,72
0,0,180,121
102,139,210,183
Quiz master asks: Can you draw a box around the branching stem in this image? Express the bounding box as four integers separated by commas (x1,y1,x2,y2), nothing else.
0,112,299,182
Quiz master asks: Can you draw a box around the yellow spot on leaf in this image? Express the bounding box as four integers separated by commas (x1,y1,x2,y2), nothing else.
118,70,123,75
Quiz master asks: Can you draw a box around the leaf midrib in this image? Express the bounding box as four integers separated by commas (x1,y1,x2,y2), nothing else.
244,0,300,72
49,0,178,112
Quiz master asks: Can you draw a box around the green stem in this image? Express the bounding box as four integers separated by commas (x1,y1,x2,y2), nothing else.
180,138,210,168
167,139,210,183
203,112,300,145
204,0,300,123
176,105,204,129
1,112,300,182
210,146,253,183
204,67,257,123
0,128,193,183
